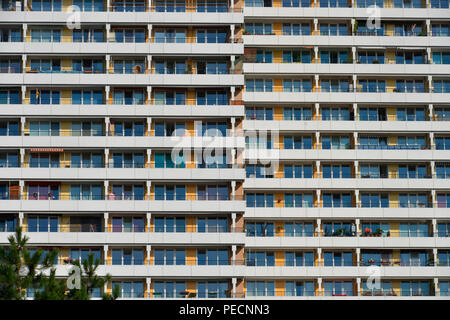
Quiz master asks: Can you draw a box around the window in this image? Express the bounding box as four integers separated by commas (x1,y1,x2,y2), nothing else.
111,249,144,265
154,91,186,105
154,217,186,232
72,90,103,104
246,164,274,178
399,222,429,237
110,0,145,11
361,222,390,237
434,107,450,121
246,193,274,208
29,121,60,136
70,152,103,168
398,164,427,178
322,136,350,149
322,194,352,208
360,193,389,208
27,215,58,232
246,79,273,92
360,164,388,178
155,0,186,12
246,222,274,237
244,23,273,35
396,107,425,121
323,252,353,266
196,61,228,75
29,153,59,168
283,79,312,92
323,281,354,296
246,251,274,266
399,193,429,208
0,89,20,104
0,152,19,168
436,137,450,150
358,79,386,92
111,184,145,200
69,248,101,263
284,193,314,208
321,107,351,120
431,0,449,7
283,136,313,149
284,222,314,237
112,152,145,168
112,121,144,136
319,23,348,36
319,0,348,6
285,251,314,266
361,281,393,296
438,251,450,266
434,80,450,93
436,163,450,179
400,251,430,266
112,216,144,232
196,29,227,43
282,0,311,6
433,52,450,64
155,152,186,168
112,281,145,298
30,90,60,104
31,29,61,42
154,60,186,74
72,29,104,42
320,79,350,92
70,184,103,200
153,281,185,298
113,89,145,105
0,215,16,232
282,23,311,36
357,51,385,64
70,121,103,136
396,80,425,93
320,50,350,64
196,91,228,105
197,217,228,232
29,59,61,73
431,23,450,37
28,183,59,200
437,223,450,237
283,107,312,120
31,0,62,11
401,281,430,296
285,281,315,296
439,281,450,296
114,28,145,43
246,281,275,297
113,59,145,74
245,136,273,149
154,249,186,265
322,164,351,178
197,282,229,298
154,185,186,200
284,164,313,178
394,0,422,7
197,185,229,200
73,0,104,11
197,249,228,265
0,29,22,42
245,107,273,120
256,50,273,63
395,51,425,64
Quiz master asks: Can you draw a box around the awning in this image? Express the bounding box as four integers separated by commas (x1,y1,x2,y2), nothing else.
30,148,64,152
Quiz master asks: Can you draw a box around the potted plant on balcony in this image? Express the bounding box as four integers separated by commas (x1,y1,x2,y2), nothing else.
372,59,379,64
186,64,193,74
242,29,250,35
375,228,383,237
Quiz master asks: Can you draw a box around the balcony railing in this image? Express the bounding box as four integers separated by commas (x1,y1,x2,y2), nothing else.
18,225,245,233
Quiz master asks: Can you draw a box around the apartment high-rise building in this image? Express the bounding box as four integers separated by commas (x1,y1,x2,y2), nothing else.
0,0,449,299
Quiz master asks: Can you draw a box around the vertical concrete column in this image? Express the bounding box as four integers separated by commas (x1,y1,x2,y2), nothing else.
20,148,25,167
104,212,109,232
105,116,110,136
103,245,108,264
105,86,110,105
104,148,109,168
105,55,110,73
230,24,235,42
428,104,434,120
19,212,24,228
314,46,318,63
429,132,434,149
356,278,361,296
428,75,433,93
147,149,152,168
232,278,237,298
22,24,27,42
19,180,24,199
147,86,152,105
22,54,27,73
317,248,322,266
21,86,26,103
353,103,358,120
146,181,151,200
21,117,26,135
106,24,110,42
434,278,439,296
104,181,109,200
315,132,320,149
316,190,321,208
352,47,356,63
146,278,152,298
316,218,321,235
353,131,358,149
146,213,151,232
356,247,361,266
231,213,236,232
317,278,322,296
232,245,236,264
146,245,151,264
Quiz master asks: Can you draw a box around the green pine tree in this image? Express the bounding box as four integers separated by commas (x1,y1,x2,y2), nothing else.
0,226,58,300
